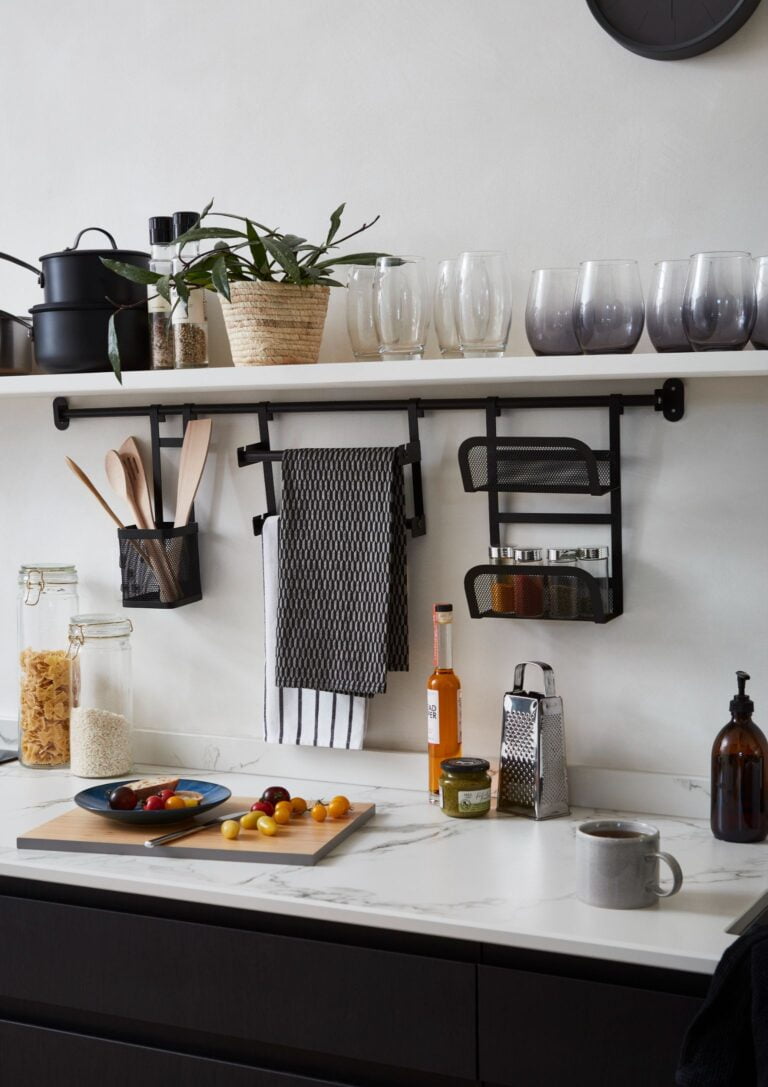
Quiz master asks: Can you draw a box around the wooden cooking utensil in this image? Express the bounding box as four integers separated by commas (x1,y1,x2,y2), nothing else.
174,417,212,527
65,456,125,529
117,437,155,528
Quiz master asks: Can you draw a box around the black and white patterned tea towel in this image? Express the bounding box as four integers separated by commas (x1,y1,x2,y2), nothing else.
275,447,408,696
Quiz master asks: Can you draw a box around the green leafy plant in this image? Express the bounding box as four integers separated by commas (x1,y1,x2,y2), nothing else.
101,199,385,382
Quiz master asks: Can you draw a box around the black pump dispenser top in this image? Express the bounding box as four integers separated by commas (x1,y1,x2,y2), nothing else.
730,671,754,716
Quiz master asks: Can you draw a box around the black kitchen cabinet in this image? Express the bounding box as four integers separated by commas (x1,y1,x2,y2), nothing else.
0,877,708,1087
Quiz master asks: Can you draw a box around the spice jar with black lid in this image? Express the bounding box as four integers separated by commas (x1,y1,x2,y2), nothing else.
439,758,492,818
171,211,209,369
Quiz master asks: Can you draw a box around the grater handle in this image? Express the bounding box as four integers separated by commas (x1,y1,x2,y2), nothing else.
512,661,557,697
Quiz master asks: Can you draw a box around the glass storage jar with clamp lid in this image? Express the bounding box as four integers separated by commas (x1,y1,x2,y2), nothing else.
68,614,133,778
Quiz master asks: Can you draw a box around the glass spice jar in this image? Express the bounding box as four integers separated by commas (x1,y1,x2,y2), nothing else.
439,758,492,818
489,545,516,613
68,614,133,778
576,546,610,617
17,564,79,768
512,548,545,618
546,548,579,619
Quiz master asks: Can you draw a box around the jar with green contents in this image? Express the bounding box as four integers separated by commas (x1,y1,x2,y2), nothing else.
439,757,492,818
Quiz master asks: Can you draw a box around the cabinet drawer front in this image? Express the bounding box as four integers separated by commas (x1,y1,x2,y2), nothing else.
0,896,475,1079
0,1018,342,1086
479,964,700,1087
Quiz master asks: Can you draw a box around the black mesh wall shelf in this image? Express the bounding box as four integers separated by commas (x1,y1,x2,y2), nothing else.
459,436,613,495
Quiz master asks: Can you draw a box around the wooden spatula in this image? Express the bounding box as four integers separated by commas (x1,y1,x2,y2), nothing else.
174,418,212,527
118,436,155,527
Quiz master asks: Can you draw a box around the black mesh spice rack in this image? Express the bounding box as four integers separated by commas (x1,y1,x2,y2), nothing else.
52,379,684,620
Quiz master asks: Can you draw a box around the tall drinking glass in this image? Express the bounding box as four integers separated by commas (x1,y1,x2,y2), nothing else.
455,251,512,357
573,260,644,354
434,259,461,357
345,266,379,361
647,260,693,353
525,268,581,356
373,256,430,360
751,256,768,350
682,251,756,351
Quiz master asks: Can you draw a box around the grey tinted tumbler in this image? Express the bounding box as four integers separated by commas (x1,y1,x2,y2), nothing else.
682,251,756,351
647,260,692,353
751,256,768,350
574,260,645,354
525,268,581,356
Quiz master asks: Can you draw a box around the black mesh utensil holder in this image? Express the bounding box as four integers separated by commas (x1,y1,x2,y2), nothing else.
458,436,613,495
464,564,615,623
117,522,202,609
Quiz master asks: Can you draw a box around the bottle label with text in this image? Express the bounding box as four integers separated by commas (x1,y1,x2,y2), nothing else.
427,690,439,745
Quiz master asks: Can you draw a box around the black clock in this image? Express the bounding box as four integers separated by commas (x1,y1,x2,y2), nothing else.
586,0,763,60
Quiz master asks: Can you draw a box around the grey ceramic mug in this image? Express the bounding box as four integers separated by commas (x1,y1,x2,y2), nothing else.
576,819,683,909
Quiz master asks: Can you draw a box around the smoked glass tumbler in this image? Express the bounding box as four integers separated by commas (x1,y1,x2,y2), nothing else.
682,251,756,351
647,260,693,353
573,260,644,354
373,256,430,360
455,251,513,357
751,256,768,350
525,268,581,356
345,266,380,361
434,259,462,357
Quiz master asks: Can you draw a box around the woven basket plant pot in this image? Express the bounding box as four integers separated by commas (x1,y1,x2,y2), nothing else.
220,280,331,366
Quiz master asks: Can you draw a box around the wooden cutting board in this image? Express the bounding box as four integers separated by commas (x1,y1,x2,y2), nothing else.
17,798,376,866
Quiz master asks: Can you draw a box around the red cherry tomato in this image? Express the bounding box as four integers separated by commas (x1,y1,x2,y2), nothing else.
158,789,176,802
144,795,164,811
262,786,291,807
250,800,274,817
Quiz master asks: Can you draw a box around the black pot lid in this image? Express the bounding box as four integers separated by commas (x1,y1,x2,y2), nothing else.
38,248,149,261
29,301,126,313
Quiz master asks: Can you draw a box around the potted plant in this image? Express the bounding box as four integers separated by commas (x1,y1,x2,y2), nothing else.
103,200,384,377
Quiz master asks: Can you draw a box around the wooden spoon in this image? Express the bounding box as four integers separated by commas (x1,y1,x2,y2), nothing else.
174,418,212,527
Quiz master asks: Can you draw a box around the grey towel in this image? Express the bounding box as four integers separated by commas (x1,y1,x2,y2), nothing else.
275,447,408,696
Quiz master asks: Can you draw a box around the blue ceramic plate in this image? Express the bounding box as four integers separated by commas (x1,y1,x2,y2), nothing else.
74,778,232,825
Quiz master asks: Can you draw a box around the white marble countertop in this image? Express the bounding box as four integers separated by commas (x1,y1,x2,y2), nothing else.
0,760,764,975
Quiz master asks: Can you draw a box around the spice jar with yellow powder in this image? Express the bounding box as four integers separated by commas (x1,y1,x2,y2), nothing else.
17,565,78,768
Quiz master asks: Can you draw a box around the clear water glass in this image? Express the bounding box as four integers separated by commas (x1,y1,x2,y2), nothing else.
373,256,430,360
751,256,768,350
682,251,756,351
434,259,461,357
455,251,512,357
525,268,581,356
573,260,644,354
647,260,693,353
345,266,380,361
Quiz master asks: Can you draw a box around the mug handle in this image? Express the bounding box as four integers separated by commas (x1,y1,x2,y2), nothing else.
646,851,683,898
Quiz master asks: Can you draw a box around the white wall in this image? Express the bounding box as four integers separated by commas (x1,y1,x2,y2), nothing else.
1,0,767,776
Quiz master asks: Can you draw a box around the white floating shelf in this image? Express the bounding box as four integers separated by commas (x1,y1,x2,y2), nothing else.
2,352,767,400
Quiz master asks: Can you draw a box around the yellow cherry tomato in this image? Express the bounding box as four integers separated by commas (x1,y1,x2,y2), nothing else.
273,802,292,825
329,795,351,814
257,815,278,836
311,802,327,823
327,798,350,819
164,795,187,810
291,796,308,815
182,796,200,808
240,811,261,830
220,820,240,840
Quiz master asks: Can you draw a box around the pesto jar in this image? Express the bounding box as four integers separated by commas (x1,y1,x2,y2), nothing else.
439,758,492,818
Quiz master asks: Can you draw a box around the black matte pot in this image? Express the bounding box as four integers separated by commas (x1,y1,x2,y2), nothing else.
30,302,150,374
0,228,149,306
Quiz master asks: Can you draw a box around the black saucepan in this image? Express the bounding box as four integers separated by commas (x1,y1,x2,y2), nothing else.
0,227,149,306
29,302,150,374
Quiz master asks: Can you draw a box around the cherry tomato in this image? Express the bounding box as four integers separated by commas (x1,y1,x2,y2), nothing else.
311,802,327,823
108,786,137,811
273,802,292,825
291,796,308,815
164,795,187,810
257,815,278,836
240,811,261,830
158,789,176,802
144,795,164,811
182,796,200,808
327,799,349,819
262,785,291,807
220,820,240,840
250,800,274,817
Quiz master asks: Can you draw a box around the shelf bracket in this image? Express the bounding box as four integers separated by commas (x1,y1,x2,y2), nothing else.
656,378,685,422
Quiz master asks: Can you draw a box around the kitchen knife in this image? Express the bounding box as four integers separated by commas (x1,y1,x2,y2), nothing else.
144,810,250,848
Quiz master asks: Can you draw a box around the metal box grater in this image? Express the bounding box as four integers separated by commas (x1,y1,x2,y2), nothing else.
497,661,570,820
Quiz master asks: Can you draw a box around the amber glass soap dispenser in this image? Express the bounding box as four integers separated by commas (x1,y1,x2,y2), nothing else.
711,671,768,843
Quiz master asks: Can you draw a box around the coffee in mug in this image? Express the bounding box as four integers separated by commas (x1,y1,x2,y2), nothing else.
576,819,683,909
